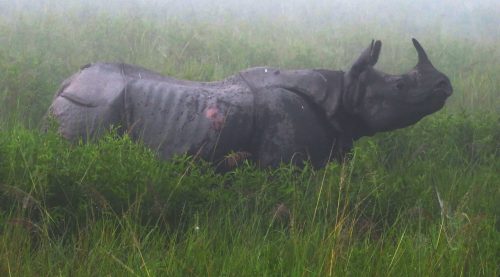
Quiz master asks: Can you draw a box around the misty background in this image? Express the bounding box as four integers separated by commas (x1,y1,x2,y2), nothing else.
2,0,499,41
0,0,498,125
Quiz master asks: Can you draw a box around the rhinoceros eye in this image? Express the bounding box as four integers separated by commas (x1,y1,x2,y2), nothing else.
396,80,406,91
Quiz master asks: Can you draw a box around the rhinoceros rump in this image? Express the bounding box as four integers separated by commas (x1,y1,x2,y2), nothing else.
48,39,452,169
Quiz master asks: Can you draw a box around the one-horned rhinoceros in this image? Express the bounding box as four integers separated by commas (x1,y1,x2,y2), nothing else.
48,39,452,169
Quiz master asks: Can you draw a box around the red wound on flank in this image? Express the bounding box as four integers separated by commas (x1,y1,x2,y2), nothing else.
204,105,225,130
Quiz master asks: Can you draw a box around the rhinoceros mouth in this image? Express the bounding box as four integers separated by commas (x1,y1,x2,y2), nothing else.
428,88,452,107
401,87,450,105
433,88,452,98
420,90,449,112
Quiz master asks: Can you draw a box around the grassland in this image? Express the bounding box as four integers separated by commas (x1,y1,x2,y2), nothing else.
0,1,499,276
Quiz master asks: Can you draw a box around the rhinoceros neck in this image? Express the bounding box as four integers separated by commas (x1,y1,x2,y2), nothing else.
329,106,374,140
321,70,375,141
239,67,373,140
312,70,368,138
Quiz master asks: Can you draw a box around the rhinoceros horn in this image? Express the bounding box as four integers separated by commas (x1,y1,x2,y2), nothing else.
412,38,432,66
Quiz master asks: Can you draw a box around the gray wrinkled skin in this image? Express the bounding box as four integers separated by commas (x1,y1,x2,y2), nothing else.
48,39,452,169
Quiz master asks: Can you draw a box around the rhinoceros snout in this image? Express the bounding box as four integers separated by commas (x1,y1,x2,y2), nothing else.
433,78,452,97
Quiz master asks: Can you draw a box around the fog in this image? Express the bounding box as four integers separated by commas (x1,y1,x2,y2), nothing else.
0,0,498,127
1,0,499,42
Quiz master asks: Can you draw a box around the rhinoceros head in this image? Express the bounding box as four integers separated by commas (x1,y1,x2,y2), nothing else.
343,39,452,133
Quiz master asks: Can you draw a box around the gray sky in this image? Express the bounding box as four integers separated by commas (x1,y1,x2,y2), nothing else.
1,0,498,42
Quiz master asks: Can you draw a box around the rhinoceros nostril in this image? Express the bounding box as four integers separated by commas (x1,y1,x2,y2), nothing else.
434,79,449,90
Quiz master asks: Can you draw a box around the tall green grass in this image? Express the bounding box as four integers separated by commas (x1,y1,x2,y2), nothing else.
0,2,499,276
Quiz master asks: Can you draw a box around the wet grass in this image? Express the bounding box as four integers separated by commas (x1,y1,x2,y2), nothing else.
0,3,499,276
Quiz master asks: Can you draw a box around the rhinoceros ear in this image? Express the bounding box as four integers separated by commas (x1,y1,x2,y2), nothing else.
347,40,382,78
